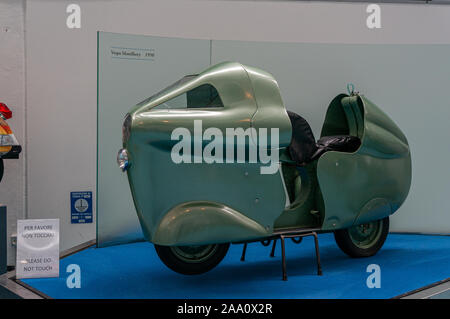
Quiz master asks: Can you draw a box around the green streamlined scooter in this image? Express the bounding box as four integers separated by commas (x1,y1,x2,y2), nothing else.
117,62,411,276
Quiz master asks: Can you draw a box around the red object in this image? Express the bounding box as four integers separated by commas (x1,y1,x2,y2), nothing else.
0,103,12,119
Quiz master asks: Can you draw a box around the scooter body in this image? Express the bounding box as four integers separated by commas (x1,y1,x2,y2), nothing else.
118,62,411,275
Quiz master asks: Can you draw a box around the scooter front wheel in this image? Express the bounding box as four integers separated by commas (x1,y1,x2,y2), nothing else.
334,217,389,257
155,243,230,275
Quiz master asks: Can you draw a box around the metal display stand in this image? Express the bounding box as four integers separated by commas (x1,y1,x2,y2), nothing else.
240,229,323,281
0,205,6,275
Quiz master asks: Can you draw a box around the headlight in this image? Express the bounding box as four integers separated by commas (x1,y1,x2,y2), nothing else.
117,148,129,172
122,114,131,144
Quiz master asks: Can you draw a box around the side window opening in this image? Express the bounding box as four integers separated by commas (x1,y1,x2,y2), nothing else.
187,84,223,108
155,84,223,109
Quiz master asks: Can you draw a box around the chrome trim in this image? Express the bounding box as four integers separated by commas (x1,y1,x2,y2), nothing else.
117,148,129,171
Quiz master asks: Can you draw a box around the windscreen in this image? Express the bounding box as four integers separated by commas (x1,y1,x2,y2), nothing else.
135,75,197,108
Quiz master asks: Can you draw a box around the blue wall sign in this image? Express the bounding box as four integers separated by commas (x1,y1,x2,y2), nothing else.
70,191,93,224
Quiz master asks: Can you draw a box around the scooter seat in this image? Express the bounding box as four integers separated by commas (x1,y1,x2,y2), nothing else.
311,135,361,161
286,110,361,166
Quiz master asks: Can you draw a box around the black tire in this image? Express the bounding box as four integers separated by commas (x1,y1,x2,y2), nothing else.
155,243,230,275
0,159,3,183
334,217,389,258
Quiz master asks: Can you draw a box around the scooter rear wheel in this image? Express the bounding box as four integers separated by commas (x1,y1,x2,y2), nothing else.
334,217,389,257
155,243,230,275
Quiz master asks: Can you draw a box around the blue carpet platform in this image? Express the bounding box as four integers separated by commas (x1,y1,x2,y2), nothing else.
22,233,450,299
